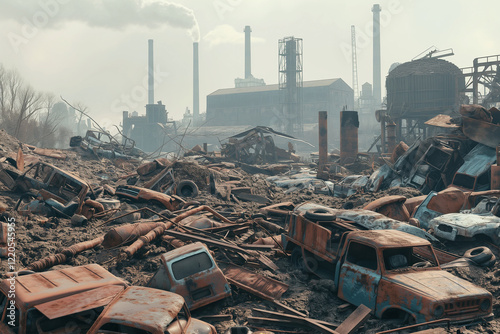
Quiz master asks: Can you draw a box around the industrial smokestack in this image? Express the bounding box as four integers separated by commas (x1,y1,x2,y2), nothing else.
372,4,381,107
193,42,199,122
148,39,154,105
244,26,252,79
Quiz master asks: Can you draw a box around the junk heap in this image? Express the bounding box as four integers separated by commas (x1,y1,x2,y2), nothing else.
1,106,500,334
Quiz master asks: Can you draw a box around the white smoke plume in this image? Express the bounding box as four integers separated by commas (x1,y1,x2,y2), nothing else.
1,0,200,41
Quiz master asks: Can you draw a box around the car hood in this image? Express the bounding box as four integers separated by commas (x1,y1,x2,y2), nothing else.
429,213,500,228
385,270,489,300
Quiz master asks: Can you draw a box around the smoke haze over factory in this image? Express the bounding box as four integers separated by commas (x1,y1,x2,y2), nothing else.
0,0,498,128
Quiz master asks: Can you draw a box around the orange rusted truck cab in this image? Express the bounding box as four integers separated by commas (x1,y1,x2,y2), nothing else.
0,264,128,334
334,230,493,324
148,242,231,310
87,286,216,334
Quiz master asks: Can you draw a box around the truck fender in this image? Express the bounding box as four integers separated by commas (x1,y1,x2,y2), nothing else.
378,305,417,323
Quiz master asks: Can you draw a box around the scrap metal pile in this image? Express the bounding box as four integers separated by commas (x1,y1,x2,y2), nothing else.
0,116,499,333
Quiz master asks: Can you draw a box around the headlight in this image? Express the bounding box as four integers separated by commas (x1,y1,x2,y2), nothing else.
433,304,444,318
480,299,491,312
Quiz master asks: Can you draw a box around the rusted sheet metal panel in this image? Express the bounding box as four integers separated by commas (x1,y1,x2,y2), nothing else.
425,114,459,128
35,285,124,320
415,246,459,265
364,195,410,222
223,265,288,301
252,308,339,334
2,264,127,310
91,286,185,332
462,116,500,148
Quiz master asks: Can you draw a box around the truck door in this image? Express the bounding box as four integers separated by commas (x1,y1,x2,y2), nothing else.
338,241,381,311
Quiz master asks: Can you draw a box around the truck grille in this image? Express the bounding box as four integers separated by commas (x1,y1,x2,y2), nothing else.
116,185,140,197
444,298,481,316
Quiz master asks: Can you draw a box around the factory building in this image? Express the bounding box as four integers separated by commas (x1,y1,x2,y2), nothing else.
205,78,354,129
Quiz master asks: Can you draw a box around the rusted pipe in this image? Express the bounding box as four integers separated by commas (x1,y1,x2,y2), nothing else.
317,111,328,180
122,225,166,259
340,110,359,164
26,236,104,272
173,205,235,224
102,222,166,248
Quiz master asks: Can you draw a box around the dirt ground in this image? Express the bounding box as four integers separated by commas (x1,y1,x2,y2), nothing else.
1,129,499,334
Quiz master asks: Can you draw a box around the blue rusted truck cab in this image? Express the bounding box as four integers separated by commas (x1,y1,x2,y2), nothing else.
334,230,493,324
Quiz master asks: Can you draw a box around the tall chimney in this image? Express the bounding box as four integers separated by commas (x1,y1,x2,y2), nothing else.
372,4,381,107
193,42,199,122
148,39,154,105
244,26,252,79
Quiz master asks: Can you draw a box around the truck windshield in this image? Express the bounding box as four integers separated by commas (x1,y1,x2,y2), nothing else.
383,246,438,271
171,252,213,280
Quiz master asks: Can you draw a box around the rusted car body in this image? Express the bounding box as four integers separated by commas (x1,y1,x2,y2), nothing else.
282,213,493,324
0,264,128,334
115,184,184,211
450,143,496,191
429,213,500,244
0,162,91,214
148,242,231,310
70,129,145,159
335,230,492,324
87,286,216,334
294,202,437,242
0,222,7,257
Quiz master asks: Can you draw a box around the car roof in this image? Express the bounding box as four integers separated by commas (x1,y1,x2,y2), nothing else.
1,264,126,309
347,229,431,248
97,286,185,331
161,242,210,263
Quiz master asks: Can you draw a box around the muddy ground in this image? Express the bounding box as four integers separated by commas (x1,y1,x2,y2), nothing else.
0,129,499,334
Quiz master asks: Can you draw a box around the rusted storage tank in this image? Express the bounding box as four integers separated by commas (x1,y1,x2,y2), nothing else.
386,58,465,119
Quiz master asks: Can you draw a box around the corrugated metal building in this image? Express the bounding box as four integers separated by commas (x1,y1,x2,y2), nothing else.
205,78,354,128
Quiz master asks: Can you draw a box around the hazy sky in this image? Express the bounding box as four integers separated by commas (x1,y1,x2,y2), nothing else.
0,0,498,129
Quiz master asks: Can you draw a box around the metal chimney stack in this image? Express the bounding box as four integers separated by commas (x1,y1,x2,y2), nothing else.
244,26,252,79
193,42,199,122
372,4,381,107
148,39,154,104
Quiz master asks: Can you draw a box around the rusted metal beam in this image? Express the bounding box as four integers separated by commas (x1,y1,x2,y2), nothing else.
318,111,328,180
340,110,359,164
164,230,278,271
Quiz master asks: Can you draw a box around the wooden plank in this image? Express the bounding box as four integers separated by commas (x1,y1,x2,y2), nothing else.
335,304,371,334
252,308,339,334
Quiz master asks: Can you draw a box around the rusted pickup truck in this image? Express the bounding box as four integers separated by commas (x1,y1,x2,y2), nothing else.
282,212,493,324
0,264,216,333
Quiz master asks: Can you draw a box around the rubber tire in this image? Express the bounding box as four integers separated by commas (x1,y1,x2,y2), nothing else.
481,254,496,267
176,180,199,198
304,208,336,221
464,246,493,264
291,248,317,273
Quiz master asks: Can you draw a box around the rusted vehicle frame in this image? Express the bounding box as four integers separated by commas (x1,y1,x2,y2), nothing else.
147,242,231,310
0,161,91,215
450,143,496,191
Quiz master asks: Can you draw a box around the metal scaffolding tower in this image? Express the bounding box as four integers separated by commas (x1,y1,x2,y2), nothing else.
351,25,359,108
279,36,303,136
